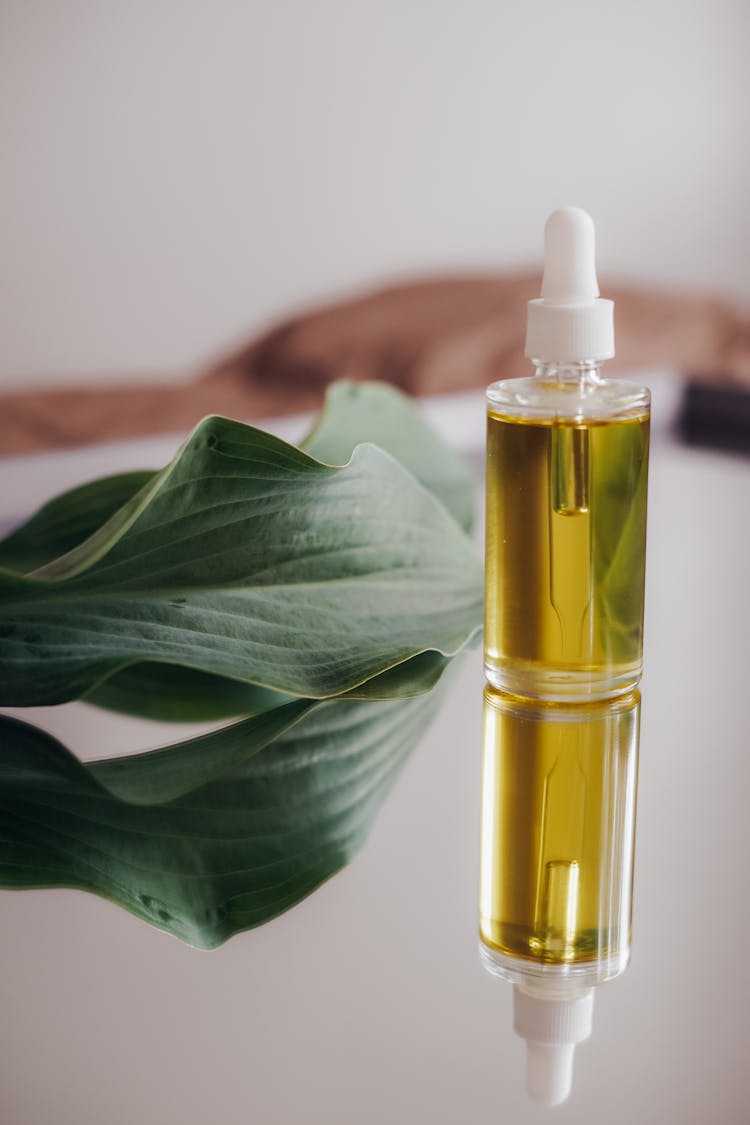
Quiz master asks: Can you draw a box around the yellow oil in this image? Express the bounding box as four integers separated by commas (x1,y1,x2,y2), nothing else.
484,411,649,700
479,687,639,973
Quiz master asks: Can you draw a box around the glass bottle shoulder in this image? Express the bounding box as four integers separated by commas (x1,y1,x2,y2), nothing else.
487,372,650,424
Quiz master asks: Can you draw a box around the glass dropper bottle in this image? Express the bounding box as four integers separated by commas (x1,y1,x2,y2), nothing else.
484,207,650,702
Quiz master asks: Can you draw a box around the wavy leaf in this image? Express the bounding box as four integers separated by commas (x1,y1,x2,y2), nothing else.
0,682,444,948
83,664,293,723
0,381,478,944
0,471,155,575
302,380,475,532
0,417,481,708
0,381,472,577
0,382,479,719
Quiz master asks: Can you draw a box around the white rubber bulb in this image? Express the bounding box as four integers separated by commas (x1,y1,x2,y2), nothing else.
541,206,600,304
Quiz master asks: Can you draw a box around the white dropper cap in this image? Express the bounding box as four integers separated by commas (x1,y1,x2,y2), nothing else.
513,986,594,1107
524,206,614,363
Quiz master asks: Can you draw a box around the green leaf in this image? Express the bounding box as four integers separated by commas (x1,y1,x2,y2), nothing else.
0,471,155,574
0,416,482,708
302,381,476,532
0,382,479,721
84,664,293,723
82,649,459,720
0,381,473,578
0,683,444,948
0,382,475,943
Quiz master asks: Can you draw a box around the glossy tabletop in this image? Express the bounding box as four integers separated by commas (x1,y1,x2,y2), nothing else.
1,381,748,1124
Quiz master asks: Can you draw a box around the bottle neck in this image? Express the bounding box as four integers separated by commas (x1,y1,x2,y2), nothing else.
532,360,604,387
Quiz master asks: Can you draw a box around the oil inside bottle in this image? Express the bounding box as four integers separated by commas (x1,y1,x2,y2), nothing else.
484,410,649,700
479,687,639,977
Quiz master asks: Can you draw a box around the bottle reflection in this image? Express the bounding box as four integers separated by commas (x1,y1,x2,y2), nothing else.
479,685,639,985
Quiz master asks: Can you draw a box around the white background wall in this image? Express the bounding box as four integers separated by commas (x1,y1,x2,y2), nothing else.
1,0,748,387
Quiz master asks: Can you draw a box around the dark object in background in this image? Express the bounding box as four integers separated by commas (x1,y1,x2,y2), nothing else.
678,381,750,456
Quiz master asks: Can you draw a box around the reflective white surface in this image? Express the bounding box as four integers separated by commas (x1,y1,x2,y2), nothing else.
2,387,749,1123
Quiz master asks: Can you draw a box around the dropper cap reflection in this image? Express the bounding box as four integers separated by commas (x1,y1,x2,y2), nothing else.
513,987,594,1106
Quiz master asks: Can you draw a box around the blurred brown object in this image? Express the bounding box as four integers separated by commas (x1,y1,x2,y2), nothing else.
2,273,748,455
